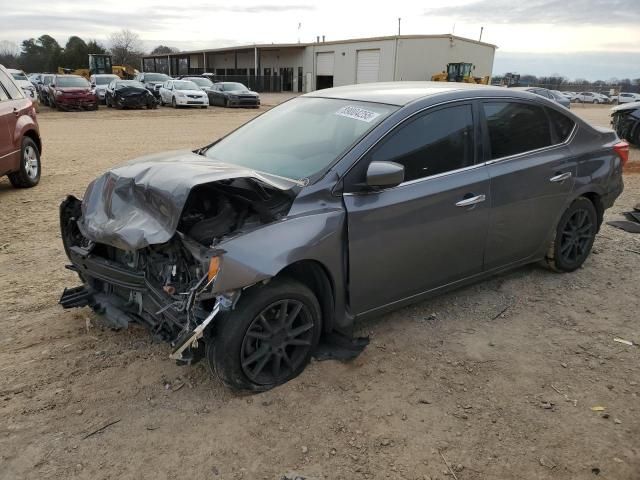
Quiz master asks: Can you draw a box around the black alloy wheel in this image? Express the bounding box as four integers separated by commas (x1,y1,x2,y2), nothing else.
207,278,321,391
546,197,597,272
240,299,315,385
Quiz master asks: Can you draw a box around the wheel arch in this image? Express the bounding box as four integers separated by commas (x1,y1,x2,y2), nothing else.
580,191,604,230
23,129,42,155
275,259,336,333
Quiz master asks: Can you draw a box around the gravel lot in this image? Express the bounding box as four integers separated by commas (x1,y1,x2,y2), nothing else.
1,101,638,480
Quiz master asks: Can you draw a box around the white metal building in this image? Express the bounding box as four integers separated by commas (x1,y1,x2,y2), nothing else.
142,34,497,92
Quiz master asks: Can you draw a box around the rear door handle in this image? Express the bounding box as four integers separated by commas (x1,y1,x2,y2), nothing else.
550,172,571,182
455,194,486,207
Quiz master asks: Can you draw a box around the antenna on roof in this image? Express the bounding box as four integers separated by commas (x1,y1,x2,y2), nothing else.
398,17,401,36
479,26,484,42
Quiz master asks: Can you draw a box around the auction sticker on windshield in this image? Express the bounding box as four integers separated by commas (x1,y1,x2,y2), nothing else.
335,105,381,123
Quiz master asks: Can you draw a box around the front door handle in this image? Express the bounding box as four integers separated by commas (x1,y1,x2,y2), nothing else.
455,194,486,207
13,108,19,116
550,172,572,183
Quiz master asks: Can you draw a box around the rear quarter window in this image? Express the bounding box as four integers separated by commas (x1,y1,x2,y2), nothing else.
0,70,24,99
546,108,575,143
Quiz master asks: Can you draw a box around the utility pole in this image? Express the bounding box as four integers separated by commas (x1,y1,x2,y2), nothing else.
398,17,401,36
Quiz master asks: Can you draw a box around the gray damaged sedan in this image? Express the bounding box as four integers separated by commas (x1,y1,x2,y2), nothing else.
59,82,626,391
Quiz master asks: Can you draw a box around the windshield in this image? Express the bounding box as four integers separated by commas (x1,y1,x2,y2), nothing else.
57,76,89,88
145,73,169,82
11,72,28,81
205,97,397,181
95,75,118,85
173,80,199,90
222,82,247,91
117,80,145,89
187,77,213,87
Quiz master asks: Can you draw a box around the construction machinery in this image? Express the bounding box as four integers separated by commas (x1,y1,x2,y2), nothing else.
57,54,137,80
431,62,489,84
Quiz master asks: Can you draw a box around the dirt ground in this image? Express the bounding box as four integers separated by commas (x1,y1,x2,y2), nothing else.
1,101,638,480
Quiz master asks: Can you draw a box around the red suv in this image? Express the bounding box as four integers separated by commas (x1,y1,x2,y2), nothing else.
49,74,98,110
0,64,42,188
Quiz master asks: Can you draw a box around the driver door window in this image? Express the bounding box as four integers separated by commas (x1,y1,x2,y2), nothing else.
368,104,475,183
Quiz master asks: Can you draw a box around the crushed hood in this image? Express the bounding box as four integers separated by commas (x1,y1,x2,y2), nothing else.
612,101,640,112
79,150,299,251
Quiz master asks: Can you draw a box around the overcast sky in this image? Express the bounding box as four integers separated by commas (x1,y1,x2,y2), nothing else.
1,0,639,80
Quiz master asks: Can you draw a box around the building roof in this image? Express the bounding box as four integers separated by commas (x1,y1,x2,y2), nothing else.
142,34,497,59
303,81,516,106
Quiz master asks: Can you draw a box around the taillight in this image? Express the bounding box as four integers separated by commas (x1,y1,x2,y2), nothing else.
613,141,629,167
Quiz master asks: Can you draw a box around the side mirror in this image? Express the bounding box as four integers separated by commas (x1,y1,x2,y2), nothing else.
366,161,405,189
91,83,96,87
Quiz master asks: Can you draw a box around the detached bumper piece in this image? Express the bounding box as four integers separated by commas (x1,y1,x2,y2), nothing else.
59,285,91,308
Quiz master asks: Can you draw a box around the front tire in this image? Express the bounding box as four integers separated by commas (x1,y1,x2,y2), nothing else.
545,197,597,272
172,96,177,108
207,278,322,392
8,137,41,188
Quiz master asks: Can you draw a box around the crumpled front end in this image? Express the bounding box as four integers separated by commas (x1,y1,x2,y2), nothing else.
58,158,296,362
611,103,640,145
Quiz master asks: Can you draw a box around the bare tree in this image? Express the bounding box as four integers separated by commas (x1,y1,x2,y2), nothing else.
0,40,21,68
0,40,20,57
109,29,144,67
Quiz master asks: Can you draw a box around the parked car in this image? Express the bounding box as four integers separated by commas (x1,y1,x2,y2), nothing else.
208,82,260,107
159,79,208,108
0,64,42,188
134,72,171,98
611,92,640,104
512,87,570,109
7,69,38,108
48,75,98,110
573,92,607,104
59,82,626,391
105,79,158,109
90,74,119,104
178,76,217,104
39,74,55,106
611,101,640,145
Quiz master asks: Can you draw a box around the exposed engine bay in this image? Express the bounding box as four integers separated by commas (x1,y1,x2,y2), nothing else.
60,176,294,361
611,102,640,146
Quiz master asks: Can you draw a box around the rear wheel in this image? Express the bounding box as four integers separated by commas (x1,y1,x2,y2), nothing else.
545,197,597,272
8,137,41,188
172,96,178,108
206,278,322,392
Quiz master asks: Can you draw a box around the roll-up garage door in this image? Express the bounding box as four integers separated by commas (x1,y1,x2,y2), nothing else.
316,52,335,76
356,49,380,83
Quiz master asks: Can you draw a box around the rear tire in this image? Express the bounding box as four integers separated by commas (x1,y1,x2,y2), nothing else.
206,278,322,392
172,97,177,108
8,137,41,188
545,197,597,272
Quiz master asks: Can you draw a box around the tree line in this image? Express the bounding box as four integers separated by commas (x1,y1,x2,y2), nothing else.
492,74,640,93
0,30,179,73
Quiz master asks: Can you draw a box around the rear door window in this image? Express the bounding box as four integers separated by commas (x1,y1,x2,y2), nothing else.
483,102,552,159
368,104,475,182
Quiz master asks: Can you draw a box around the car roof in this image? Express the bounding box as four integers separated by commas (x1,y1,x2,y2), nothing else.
303,81,531,106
